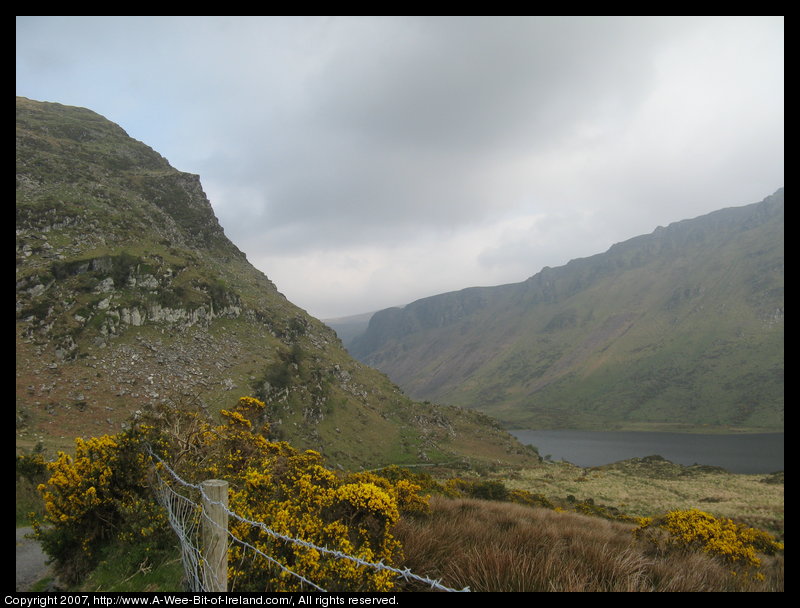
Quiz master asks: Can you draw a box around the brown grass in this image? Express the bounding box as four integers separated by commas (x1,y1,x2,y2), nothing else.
394,496,783,592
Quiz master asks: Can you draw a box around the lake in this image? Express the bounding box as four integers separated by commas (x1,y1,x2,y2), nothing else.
509,430,784,474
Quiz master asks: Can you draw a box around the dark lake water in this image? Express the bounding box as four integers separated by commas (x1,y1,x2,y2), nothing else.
509,430,784,474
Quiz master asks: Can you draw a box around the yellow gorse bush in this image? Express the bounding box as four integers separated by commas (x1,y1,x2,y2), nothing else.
634,508,783,573
336,483,400,522
201,399,411,591
35,396,427,591
34,432,168,584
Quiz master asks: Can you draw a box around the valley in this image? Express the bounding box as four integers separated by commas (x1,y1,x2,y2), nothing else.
15,96,783,593
339,190,784,433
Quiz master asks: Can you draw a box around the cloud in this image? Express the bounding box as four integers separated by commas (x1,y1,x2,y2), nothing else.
205,17,667,238
16,16,784,318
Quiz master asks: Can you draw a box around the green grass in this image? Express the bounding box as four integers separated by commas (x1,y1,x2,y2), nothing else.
28,575,59,592
16,478,45,527
74,543,185,592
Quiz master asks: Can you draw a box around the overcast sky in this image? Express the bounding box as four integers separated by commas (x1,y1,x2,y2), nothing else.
16,16,784,319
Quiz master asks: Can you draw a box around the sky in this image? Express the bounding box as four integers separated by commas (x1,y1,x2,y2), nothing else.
16,16,784,320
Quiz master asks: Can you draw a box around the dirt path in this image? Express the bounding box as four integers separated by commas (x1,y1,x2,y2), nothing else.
16,527,54,591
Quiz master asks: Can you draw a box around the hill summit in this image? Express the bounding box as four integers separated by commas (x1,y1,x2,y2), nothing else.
348,190,784,431
15,96,533,468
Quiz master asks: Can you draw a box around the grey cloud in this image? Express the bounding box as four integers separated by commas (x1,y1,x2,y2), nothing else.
16,16,783,317
206,17,688,249
310,17,658,149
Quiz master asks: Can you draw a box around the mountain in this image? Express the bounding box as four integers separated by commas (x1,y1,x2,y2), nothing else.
349,190,784,432
323,311,378,347
15,97,535,469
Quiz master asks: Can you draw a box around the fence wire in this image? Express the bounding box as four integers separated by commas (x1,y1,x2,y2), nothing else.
147,446,470,593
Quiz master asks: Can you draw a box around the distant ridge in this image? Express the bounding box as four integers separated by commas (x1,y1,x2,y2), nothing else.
349,189,784,432
324,311,377,346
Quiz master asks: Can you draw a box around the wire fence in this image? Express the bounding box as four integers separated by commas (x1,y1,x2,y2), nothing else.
147,446,470,593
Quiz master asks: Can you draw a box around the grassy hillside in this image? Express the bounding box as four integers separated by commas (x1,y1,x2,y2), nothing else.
15,96,535,470
350,190,784,431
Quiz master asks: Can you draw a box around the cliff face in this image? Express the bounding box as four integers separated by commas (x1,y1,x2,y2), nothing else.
15,97,535,468
16,97,272,362
349,190,784,431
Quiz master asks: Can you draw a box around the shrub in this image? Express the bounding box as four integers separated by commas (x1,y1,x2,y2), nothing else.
444,478,510,502
177,398,416,591
508,488,554,510
573,498,639,524
16,446,50,526
342,470,431,517
34,397,427,591
33,433,167,584
634,508,784,574
16,447,48,482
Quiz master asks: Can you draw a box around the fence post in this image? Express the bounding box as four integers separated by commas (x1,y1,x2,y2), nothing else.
201,479,229,592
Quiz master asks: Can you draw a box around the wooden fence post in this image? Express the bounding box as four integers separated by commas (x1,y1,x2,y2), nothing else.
201,479,229,592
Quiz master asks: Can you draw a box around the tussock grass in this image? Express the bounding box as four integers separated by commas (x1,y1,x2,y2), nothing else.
507,461,784,537
395,496,783,592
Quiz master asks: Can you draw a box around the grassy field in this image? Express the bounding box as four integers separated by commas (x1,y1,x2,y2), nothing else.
502,458,784,538
395,495,783,592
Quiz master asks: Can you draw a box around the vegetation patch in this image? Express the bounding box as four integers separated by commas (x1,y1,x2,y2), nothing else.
634,508,783,575
30,397,430,591
395,496,783,591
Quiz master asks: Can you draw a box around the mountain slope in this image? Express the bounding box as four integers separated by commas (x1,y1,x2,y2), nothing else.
15,97,535,469
323,311,377,347
349,190,784,431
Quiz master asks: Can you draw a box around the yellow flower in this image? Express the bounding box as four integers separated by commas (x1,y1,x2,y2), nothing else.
634,508,782,573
